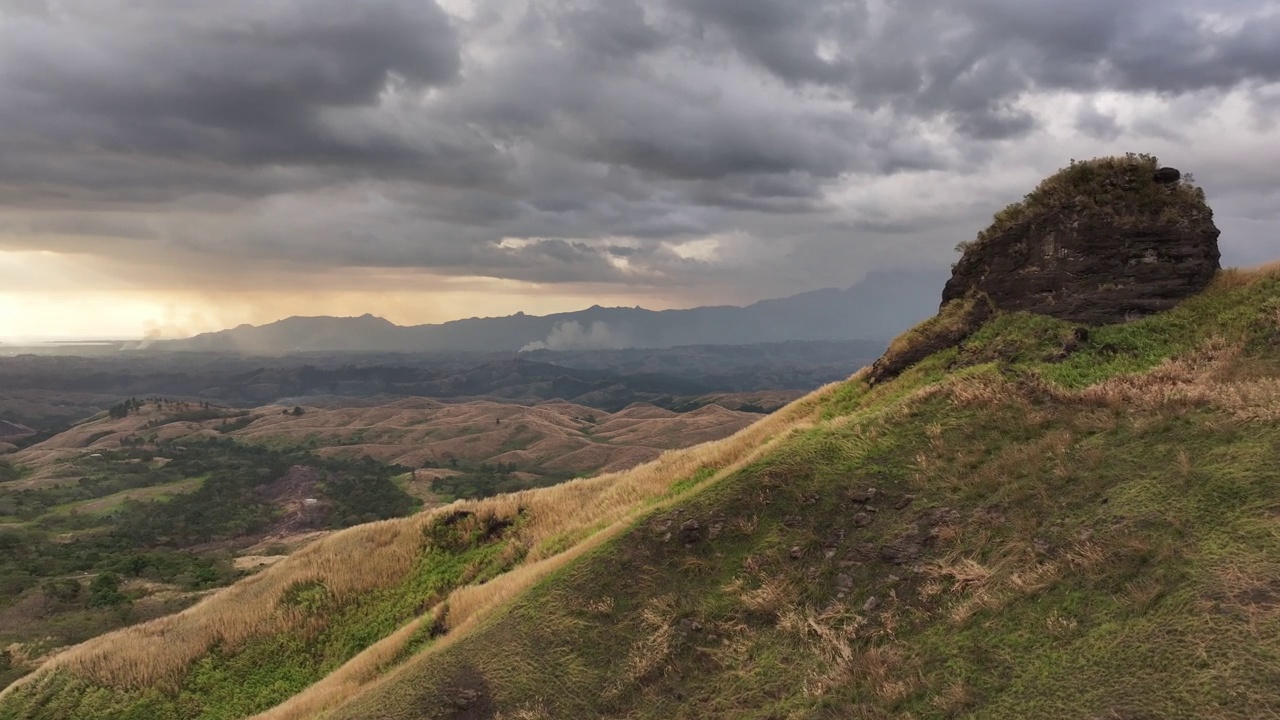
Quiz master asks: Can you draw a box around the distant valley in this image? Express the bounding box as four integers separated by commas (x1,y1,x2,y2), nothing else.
0,341,879,431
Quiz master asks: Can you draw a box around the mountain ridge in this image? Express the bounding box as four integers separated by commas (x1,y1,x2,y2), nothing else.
155,269,948,354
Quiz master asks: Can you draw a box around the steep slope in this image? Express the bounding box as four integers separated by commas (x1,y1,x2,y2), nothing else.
0,398,763,695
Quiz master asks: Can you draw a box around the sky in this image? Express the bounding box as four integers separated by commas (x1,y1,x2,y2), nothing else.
1,0,1279,340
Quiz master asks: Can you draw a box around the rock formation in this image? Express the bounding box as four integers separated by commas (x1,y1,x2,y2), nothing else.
944,153,1220,325
869,154,1221,384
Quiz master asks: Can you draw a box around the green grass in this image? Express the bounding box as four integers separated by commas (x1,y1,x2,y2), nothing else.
58,476,206,518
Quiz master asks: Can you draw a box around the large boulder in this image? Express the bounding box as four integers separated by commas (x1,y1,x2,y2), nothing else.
942,153,1220,326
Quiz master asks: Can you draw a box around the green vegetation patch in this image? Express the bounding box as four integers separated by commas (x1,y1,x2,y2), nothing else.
960,153,1210,255
0,439,420,692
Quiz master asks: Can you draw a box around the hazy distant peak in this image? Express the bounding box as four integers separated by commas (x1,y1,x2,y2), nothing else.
155,269,949,354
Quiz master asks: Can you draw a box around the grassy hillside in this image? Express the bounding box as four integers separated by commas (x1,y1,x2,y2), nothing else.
0,396,760,698
0,388,820,719
3,262,1278,719
319,262,1280,720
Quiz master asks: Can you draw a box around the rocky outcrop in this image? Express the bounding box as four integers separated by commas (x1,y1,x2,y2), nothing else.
942,154,1220,326
868,154,1221,384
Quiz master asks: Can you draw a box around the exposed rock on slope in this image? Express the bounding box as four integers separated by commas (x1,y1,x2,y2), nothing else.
944,153,1220,325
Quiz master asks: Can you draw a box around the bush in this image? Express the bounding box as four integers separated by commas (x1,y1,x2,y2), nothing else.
88,573,127,608
42,578,83,604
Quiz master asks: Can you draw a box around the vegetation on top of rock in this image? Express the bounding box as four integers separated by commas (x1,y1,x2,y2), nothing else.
958,153,1210,256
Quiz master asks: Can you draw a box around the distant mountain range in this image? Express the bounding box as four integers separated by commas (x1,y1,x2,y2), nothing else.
155,269,947,354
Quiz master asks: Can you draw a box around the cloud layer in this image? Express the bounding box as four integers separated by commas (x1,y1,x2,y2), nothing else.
2,0,1279,308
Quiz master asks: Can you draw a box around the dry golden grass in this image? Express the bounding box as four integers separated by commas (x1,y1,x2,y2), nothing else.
614,595,678,692
9,381,837,714
931,679,980,715
16,397,763,486
1209,259,1280,290
16,516,429,692
918,537,1124,628
939,333,1280,426
261,391,829,719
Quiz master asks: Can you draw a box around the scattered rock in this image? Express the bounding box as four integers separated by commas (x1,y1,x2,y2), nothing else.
865,505,878,514
707,521,724,540
863,596,881,613
879,536,923,565
972,505,1006,526
921,507,961,527
852,512,873,528
894,494,916,510
679,519,702,544
678,618,704,633
836,573,854,589
789,546,804,560
823,530,846,558
1153,166,1181,184
849,488,878,504
848,542,879,562
450,688,480,709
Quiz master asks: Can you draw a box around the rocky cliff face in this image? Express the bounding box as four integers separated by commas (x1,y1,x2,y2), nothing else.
868,154,1222,384
942,154,1221,325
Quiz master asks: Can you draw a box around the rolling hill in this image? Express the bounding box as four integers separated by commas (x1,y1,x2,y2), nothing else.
13,397,764,489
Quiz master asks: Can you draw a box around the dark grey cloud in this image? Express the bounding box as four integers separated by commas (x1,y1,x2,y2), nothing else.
0,0,1278,301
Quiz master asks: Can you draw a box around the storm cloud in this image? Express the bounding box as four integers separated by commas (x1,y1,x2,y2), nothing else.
1,0,1279,305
